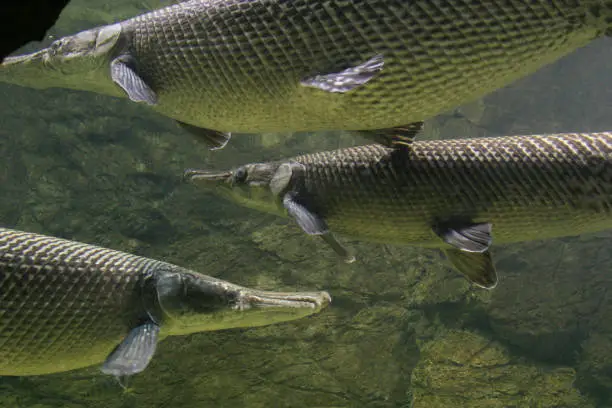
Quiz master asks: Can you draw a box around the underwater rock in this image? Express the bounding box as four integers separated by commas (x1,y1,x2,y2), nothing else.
411,330,593,407
575,284,612,405
577,333,612,403
484,234,611,364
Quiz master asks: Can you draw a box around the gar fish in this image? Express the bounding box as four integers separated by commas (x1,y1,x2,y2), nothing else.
185,130,612,289
1,1,611,149
0,227,330,377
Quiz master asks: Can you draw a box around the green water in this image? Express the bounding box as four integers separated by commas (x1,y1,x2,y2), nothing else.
1,0,612,406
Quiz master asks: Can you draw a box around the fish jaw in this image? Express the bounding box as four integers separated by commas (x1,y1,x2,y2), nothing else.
184,165,286,216
183,167,243,205
155,268,331,336
227,287,332,327
0,24,124,97
1,49,51,89
184,168,234,185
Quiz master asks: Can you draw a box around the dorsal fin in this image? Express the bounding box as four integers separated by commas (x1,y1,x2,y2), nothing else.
358,121,424,147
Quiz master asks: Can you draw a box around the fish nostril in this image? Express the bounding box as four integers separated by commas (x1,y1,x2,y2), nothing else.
49,39,66,55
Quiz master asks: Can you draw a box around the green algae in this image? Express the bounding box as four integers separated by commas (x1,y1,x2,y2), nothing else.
411,330,592,407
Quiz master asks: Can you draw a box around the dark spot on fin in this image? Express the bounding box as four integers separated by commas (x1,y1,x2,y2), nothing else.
358,121,424,148
101,321,160,377
283,192,328,235
444,249,498,289
320,233,355,263
433,221,492,253
110,56,157,105
300,54,384,93
176,120,231,150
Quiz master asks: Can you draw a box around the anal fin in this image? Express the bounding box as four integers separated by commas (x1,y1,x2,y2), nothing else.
358,121,424,148
101,321,160,377
176,120,231,150
110,56,157,105
300,54,384,93
444,249,498,289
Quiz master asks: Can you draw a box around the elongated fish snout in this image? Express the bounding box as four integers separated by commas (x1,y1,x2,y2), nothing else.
184,168,233,185
1,24,123,94
239,289,331,312
0,49,51,89
224,288,332,328
156,269,331,334
3,50,46,66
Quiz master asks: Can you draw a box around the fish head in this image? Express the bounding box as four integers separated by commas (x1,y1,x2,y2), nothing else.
0,24,124,95
185,162,287,215
156,268,331,335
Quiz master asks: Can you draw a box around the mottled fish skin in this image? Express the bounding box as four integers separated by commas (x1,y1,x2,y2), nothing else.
187,132,612,287
0,228,331,376
1,1,612,139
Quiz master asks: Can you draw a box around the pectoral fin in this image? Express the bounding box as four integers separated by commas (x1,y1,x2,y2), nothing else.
358,121,424,147
444,249,498,289
110,56,157,105
101,321,160,377
433,221,492,253
176,120,232,150
282,192,354,262
320,233,356,263
283,192,328,235
300,54,384,93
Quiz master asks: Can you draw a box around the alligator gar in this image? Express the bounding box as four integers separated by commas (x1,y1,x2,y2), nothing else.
1,0,611,148
0,227,330,376
185,131,612,289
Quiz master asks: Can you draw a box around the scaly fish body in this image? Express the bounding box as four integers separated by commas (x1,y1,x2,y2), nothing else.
0,227,330,376
187,132,612,288
290,133,612,246
1,1,610,148
123,0,600,133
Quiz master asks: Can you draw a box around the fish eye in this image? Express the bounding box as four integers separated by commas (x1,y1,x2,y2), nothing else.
233,167,248,184
49,39,65,53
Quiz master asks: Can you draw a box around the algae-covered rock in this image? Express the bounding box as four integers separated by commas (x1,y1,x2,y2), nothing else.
411,330,592,407
483,233,611,364
576,293,612,405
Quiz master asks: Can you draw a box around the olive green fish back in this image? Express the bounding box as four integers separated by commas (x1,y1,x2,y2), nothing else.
293,133,612,245
127,0,602,132
0,228,159,375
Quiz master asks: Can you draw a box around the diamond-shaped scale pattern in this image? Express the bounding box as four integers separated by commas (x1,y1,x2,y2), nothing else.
124,0,600,133
0,229,160,375
293,132,612,246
